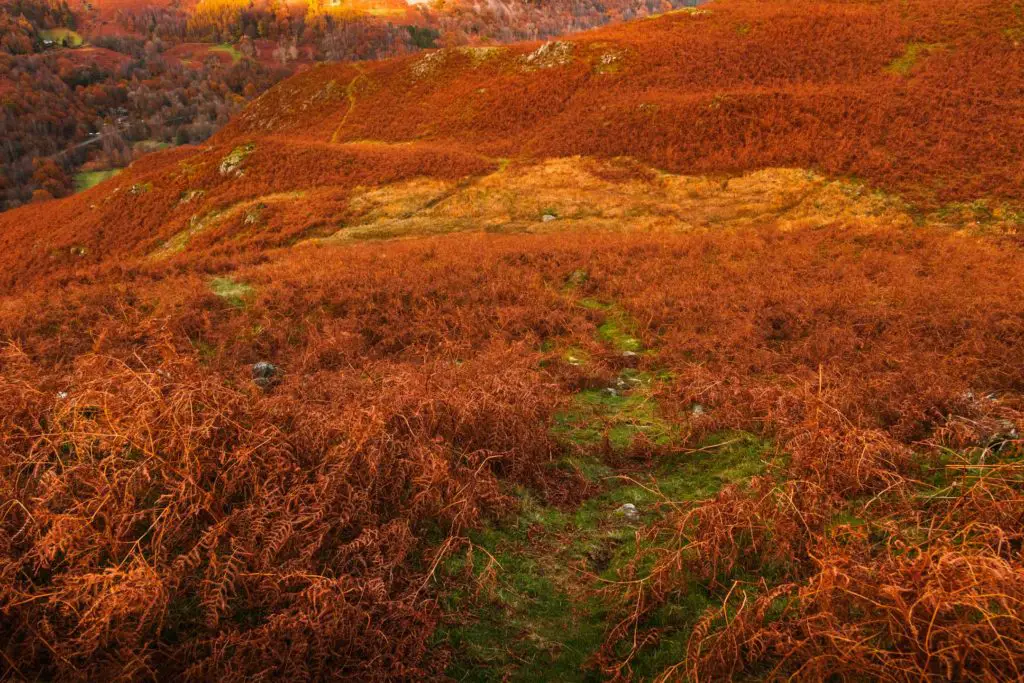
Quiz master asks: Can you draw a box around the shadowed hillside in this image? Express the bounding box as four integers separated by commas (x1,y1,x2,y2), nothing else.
1,1,1023,680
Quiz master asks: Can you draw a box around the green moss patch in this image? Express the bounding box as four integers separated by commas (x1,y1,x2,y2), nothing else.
576,298,643,353
886,42,942,76
552,384,676,454
436,433,774,680
210,277,254,308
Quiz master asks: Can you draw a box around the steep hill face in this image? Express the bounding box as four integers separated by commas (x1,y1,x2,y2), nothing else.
1,1,1023,681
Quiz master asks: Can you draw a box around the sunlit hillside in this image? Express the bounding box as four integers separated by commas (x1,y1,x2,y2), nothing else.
1,0,1022,680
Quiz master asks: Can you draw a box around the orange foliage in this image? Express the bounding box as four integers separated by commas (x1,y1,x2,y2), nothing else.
1,224,1022,678
1,0,1023,679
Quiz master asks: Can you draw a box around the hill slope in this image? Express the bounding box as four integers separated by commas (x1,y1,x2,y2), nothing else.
1,1,1023,681
2,0,1023,291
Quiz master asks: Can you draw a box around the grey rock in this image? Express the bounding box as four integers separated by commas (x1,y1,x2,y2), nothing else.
252,362,279,390
691,403,706,416
252,361,277,378
542,214,558,222
616,503,640,521
993,420,1020,446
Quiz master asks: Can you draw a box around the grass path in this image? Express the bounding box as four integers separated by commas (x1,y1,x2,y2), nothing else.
436,274,774,680
330,64,369,144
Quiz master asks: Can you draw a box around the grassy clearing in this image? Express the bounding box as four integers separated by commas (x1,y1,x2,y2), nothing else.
40,28,83,47
74,169,121,193
134,140,173,154
210,44,243,64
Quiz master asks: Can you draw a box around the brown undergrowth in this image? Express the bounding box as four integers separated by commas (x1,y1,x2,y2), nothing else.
0,224,1022,679
1,0,1023,678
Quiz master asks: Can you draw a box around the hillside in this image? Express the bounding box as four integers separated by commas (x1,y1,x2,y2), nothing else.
0,0,707,211
1,0,1023,680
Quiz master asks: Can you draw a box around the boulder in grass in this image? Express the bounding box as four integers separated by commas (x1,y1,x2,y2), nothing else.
252,361,279,390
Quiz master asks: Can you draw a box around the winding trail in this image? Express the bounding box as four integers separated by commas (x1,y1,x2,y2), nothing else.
330,64,368,144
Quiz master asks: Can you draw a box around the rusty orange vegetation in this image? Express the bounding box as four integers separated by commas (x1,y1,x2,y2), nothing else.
1,0,1023,680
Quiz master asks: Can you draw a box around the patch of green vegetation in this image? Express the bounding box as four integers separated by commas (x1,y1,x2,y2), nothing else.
577,432,772,522
552,385,676,453
968,199,995,223
578,297,611,312
437,433,774,681
210,276,254,308
826,510,869,531
561,345,590,367
916,444,1024,505
219,143,255,176
437,550,607,680
210,44,243,64
40,28,83,47
442,290,777,679
576,298,643,353
563,349,590,367
930,198,1024,227
598,318,642,353
153,210,222,259
190,337,217,364
73,168,121,193
885,42,942,76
